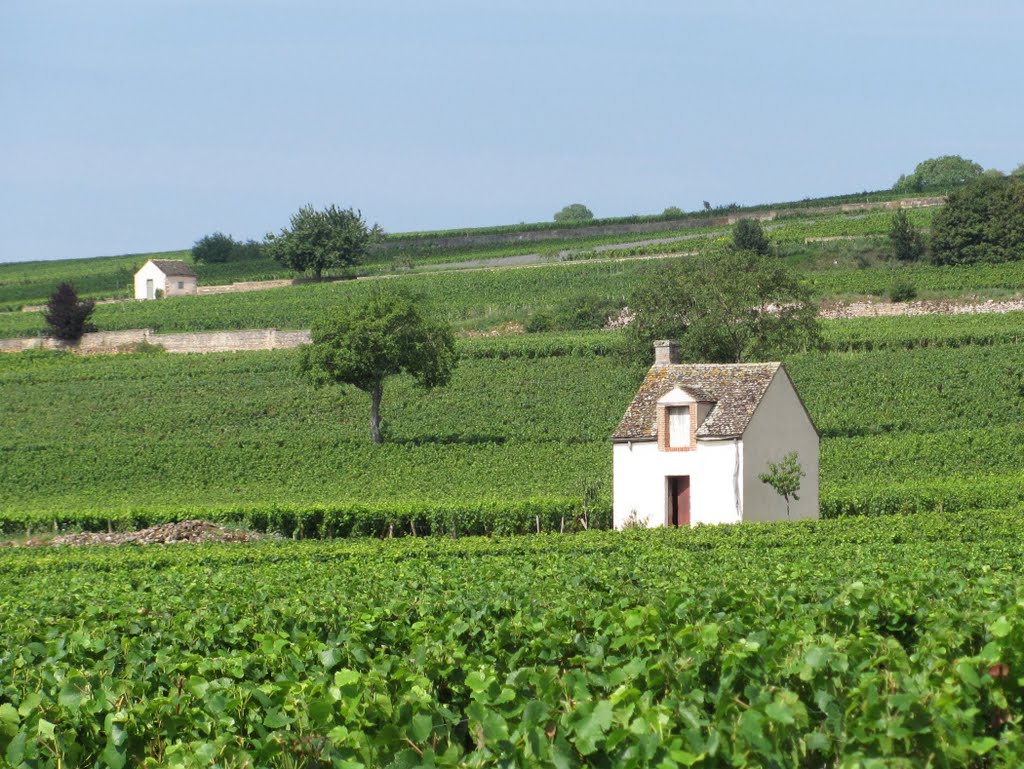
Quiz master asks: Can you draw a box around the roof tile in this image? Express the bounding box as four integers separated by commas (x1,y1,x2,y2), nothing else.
148,259,197,277
613,362,780,441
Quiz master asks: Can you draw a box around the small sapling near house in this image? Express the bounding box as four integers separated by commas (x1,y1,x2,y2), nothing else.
759,451,805,519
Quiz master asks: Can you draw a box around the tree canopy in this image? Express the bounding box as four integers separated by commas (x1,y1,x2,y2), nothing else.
299,288,457,444
930,175,1024,265
732,218,770,256
43,282,96,341
266,205,380,279
192,232,236,264
553,203,594,223
892,155,984,193
193,232,265,263
888,209,926,262
626,250,821,365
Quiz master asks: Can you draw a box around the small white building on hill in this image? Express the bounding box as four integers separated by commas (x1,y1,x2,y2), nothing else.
134,260,198,300
612,340,819,528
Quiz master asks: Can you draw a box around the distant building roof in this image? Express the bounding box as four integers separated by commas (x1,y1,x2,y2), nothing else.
146,259,197,277
613,362,782,441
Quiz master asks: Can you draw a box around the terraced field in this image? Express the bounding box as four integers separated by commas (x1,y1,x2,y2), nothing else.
3,311,1023,533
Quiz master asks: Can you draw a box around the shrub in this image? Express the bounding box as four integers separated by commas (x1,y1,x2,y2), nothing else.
888,209,926,262
525,295,620,333
42,283,96,341
889,280,918,303
192,232,236,264
732,218,771,256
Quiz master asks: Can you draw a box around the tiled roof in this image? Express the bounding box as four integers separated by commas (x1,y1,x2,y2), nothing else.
148,259,197,277
613,362,781,441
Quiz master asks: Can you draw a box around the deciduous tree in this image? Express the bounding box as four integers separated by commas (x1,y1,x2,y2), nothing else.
626,249,822,364
930,175,1024,265
553,203,594,223
192,232,236,264
892,155,984,193
266,205,380,279
299,288,457,444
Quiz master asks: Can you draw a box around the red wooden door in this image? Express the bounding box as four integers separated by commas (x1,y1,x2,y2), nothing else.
669,476,690,527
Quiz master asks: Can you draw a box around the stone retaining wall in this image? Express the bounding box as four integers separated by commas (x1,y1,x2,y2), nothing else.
0,328,311,355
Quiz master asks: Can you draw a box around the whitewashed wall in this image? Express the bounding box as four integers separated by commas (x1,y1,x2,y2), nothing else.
741,370,820,522
613,439,742,528
134,262,163,300
134,262,197,300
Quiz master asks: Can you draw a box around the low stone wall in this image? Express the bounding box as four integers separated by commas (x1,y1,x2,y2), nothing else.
0,328,311,355
196,279,294,296
839,196,945,213
0,329,150,353
156,329,310,353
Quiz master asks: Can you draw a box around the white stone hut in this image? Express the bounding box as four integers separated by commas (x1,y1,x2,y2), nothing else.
612,340,819,528
134,260,198,300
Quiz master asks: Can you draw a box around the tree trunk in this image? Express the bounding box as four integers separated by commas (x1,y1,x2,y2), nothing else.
370,383,383,444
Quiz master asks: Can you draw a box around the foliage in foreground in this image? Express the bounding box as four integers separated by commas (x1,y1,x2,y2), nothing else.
0,510,1022,767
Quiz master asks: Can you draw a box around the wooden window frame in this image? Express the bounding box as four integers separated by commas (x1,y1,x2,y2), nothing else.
658,404,697,452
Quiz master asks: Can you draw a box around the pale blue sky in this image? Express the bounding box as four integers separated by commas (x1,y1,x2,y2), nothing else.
2,1,1021,263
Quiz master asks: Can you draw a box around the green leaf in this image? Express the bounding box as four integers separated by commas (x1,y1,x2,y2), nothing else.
466,670,490,694
0,704,19,728
575,699,614,753
409,713,433,743
5,731,26,766
971,736,999,755
669,748,706,765
37,719,56,739
17,692,41,718
320,646,341,671
806,731,830,751
990,616,1013,638
334,669,360,689
58,676,89,710
263,709,292,729
765,701,795,725
101,743,127,769
185,676,209,698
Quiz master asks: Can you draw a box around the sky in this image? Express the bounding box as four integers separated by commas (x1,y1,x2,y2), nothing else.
1,1,1022,263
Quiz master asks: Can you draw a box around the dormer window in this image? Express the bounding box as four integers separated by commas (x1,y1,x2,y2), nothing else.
656,385,714,452
667,406,691,448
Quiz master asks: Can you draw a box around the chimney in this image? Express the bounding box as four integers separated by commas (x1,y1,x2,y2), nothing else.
653,340,679,366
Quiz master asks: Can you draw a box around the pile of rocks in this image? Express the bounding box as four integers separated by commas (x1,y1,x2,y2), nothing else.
12,520,264,547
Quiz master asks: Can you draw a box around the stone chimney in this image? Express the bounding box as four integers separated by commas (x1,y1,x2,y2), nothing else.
653,340,679,366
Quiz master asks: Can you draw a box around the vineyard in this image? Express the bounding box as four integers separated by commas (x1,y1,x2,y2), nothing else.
0,204,940,314
3,318,1024,532
6,245,1024,343
1,510,1022,766
4,189,1024,768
